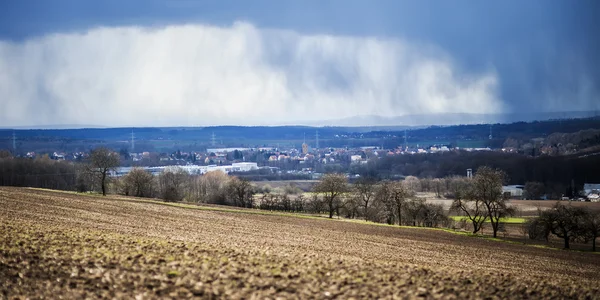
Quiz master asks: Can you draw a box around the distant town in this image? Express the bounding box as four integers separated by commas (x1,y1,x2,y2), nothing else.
2,117,600,201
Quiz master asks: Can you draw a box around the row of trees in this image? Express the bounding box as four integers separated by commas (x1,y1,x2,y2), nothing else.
0,151,78,190
312,167,513,236
106,167,453,229
525,203,600,250
312,173,449,227
4,147,598,251
253,179,449,228
351,150,600,197
111,167,255,208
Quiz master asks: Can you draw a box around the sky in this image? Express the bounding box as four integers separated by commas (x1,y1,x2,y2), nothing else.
0,0,598,127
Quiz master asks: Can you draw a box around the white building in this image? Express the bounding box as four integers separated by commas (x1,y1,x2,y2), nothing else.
110,162,259,177
503,185,524,198
350,155,362,163
231,162,258,172
584,183,600,202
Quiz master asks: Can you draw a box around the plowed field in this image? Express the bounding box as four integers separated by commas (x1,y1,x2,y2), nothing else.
1,187,599,299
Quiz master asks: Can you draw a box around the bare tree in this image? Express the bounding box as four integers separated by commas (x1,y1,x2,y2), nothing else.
432,178,444,198
420,203,448,228
227,177,255,208
450,179,488,234
191,170,230,204
391,181,412,226
354,177,376,220
158,167,189,202
404,198,425,226
404,176,421,194
581,209,600,252
122,167,155,197
88,147,120,196
373,181,412,225
313,173,349,218
473,167,515,238
342,193,361,219
538,202,587,249
292,194,305,212
374,181,395,224
446,176,469,199
307,193,325,215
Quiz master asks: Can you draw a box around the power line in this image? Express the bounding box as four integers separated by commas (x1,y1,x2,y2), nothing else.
315,130,319,149
131,129,135,152
12,131,16,153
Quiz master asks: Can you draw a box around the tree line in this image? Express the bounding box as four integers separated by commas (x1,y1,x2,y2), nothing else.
0,150,78,190
2,147,599,251
352,150,600,198
524,202,600,250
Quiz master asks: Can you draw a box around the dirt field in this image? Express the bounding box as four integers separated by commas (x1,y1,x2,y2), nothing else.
1,187,599,299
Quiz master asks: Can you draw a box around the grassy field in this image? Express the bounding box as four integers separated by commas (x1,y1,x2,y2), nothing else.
1,187,599,298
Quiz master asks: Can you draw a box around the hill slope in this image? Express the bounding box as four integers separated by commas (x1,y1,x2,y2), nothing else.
1,187,598,298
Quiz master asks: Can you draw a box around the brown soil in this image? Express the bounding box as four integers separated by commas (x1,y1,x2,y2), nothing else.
1,187,599,299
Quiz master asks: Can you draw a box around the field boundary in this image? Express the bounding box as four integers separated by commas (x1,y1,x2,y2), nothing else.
24,188,598,254
449,216,528,224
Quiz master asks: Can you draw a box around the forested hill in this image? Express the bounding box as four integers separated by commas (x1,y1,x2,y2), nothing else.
1,117,599,151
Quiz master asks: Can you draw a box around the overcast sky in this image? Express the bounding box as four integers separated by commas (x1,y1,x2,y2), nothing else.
0,0,598,127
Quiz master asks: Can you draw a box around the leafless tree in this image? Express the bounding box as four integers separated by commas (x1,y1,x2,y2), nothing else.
404,176,421,194
432,178,444,198
537,202,587,249
313,173,349,218
450,179,488,234
415,178,433,192
292,194,305,212
446,176,470,199
523,218,550,241
227,177,255,208
354,177,376,220
373,181,412,225
404,198,425,226
374,181,395,224
122,167,155,197
473,167,515,238
581,209,600,251
158,167,189,202
190,170,230,204
87,147,120,196
342,193,361,219
391,181,412,226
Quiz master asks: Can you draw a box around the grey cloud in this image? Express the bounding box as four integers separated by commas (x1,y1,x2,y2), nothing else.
0,22,502,127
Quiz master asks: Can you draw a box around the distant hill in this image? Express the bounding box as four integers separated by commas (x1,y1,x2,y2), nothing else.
320,111,600,127
1,116,599,153
3,111,598,129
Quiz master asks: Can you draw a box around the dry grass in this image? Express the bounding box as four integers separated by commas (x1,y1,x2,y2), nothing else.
1,187,599,299
511,199,600,214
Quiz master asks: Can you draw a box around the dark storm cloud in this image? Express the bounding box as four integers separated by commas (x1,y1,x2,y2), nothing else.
0,0,598,126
